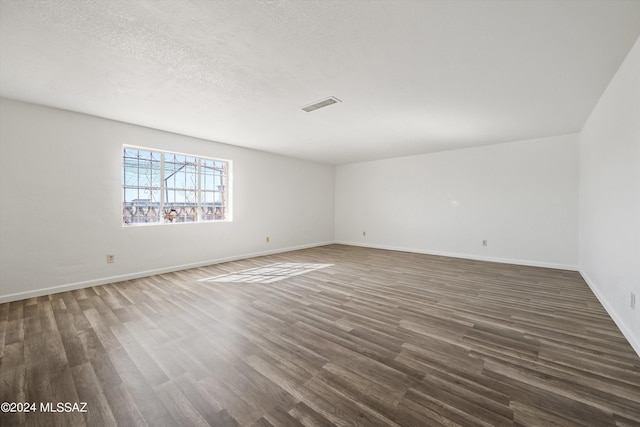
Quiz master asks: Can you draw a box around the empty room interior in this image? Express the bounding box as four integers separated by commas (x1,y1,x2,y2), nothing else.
1,1,640,426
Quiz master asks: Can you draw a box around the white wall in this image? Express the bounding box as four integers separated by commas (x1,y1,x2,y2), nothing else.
0,98,335,302
579,37,640,355
335,134,579,269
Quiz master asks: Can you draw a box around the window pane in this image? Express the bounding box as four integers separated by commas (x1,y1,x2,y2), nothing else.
163,152,198,223
122,148,161,224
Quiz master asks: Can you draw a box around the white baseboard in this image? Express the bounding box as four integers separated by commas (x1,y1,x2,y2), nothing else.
0,241,334,304
0,241,577,305
580,271,640,359
334,240,579,271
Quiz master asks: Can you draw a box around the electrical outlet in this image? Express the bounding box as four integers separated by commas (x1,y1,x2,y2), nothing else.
106,254,115,264
266,236,270,243
482,240,488,247
631,292,636,310
362,231,366,237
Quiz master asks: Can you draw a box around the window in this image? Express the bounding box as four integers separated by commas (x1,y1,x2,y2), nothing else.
122,146,230,225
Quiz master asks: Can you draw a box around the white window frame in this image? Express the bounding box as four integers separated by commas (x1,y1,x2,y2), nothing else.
122,145,232,226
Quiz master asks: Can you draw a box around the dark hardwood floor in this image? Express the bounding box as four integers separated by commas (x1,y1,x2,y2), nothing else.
1,244,639,426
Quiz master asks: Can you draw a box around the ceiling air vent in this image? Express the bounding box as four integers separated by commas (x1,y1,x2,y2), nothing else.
301,96,341,112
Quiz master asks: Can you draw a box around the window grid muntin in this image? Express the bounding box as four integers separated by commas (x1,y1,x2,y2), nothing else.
122,146,230,225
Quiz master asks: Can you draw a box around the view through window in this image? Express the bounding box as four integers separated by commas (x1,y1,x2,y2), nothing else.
122,146,230,225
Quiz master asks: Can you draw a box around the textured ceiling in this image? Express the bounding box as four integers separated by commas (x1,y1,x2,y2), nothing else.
1,0,640,164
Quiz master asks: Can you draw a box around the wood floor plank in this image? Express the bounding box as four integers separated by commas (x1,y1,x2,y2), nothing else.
287,402,336,427
1,244,639,426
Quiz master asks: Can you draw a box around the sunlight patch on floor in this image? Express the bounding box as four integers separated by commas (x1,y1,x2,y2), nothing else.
200,262,334,284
